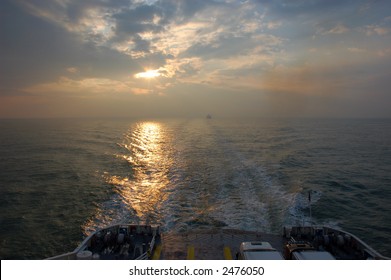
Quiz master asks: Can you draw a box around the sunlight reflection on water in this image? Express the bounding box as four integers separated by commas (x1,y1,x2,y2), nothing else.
83,122,173,234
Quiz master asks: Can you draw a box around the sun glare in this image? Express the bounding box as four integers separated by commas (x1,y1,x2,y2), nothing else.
135,69,161,79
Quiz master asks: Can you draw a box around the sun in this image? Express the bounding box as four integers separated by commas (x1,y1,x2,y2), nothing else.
135,69,161,79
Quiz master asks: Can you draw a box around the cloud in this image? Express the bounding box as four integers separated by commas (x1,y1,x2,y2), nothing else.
253,0,353,21
0,0,143,94
23,76,136,96
377,48,391,57
315,23,349,36
111,4,164,41
347,47,366,53
1,0,391,118
267,20,282,30
363,25,389,36
66,67,79,74
325,24,349,34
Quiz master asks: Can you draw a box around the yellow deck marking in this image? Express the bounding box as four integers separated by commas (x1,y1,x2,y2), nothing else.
152,245,162,260
187,246,195,260
224,246,233,260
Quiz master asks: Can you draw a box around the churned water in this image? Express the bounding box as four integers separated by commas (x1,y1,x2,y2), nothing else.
0,118,390,259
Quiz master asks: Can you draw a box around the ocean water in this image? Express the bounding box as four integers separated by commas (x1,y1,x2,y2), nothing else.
0,118,390,259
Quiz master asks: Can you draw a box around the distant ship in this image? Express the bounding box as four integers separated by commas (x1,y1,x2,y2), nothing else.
206,114,212,119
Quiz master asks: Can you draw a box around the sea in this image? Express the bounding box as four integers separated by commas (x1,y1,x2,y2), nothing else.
0,117,390,259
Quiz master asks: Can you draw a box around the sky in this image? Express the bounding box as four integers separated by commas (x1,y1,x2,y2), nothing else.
1,0,391,118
